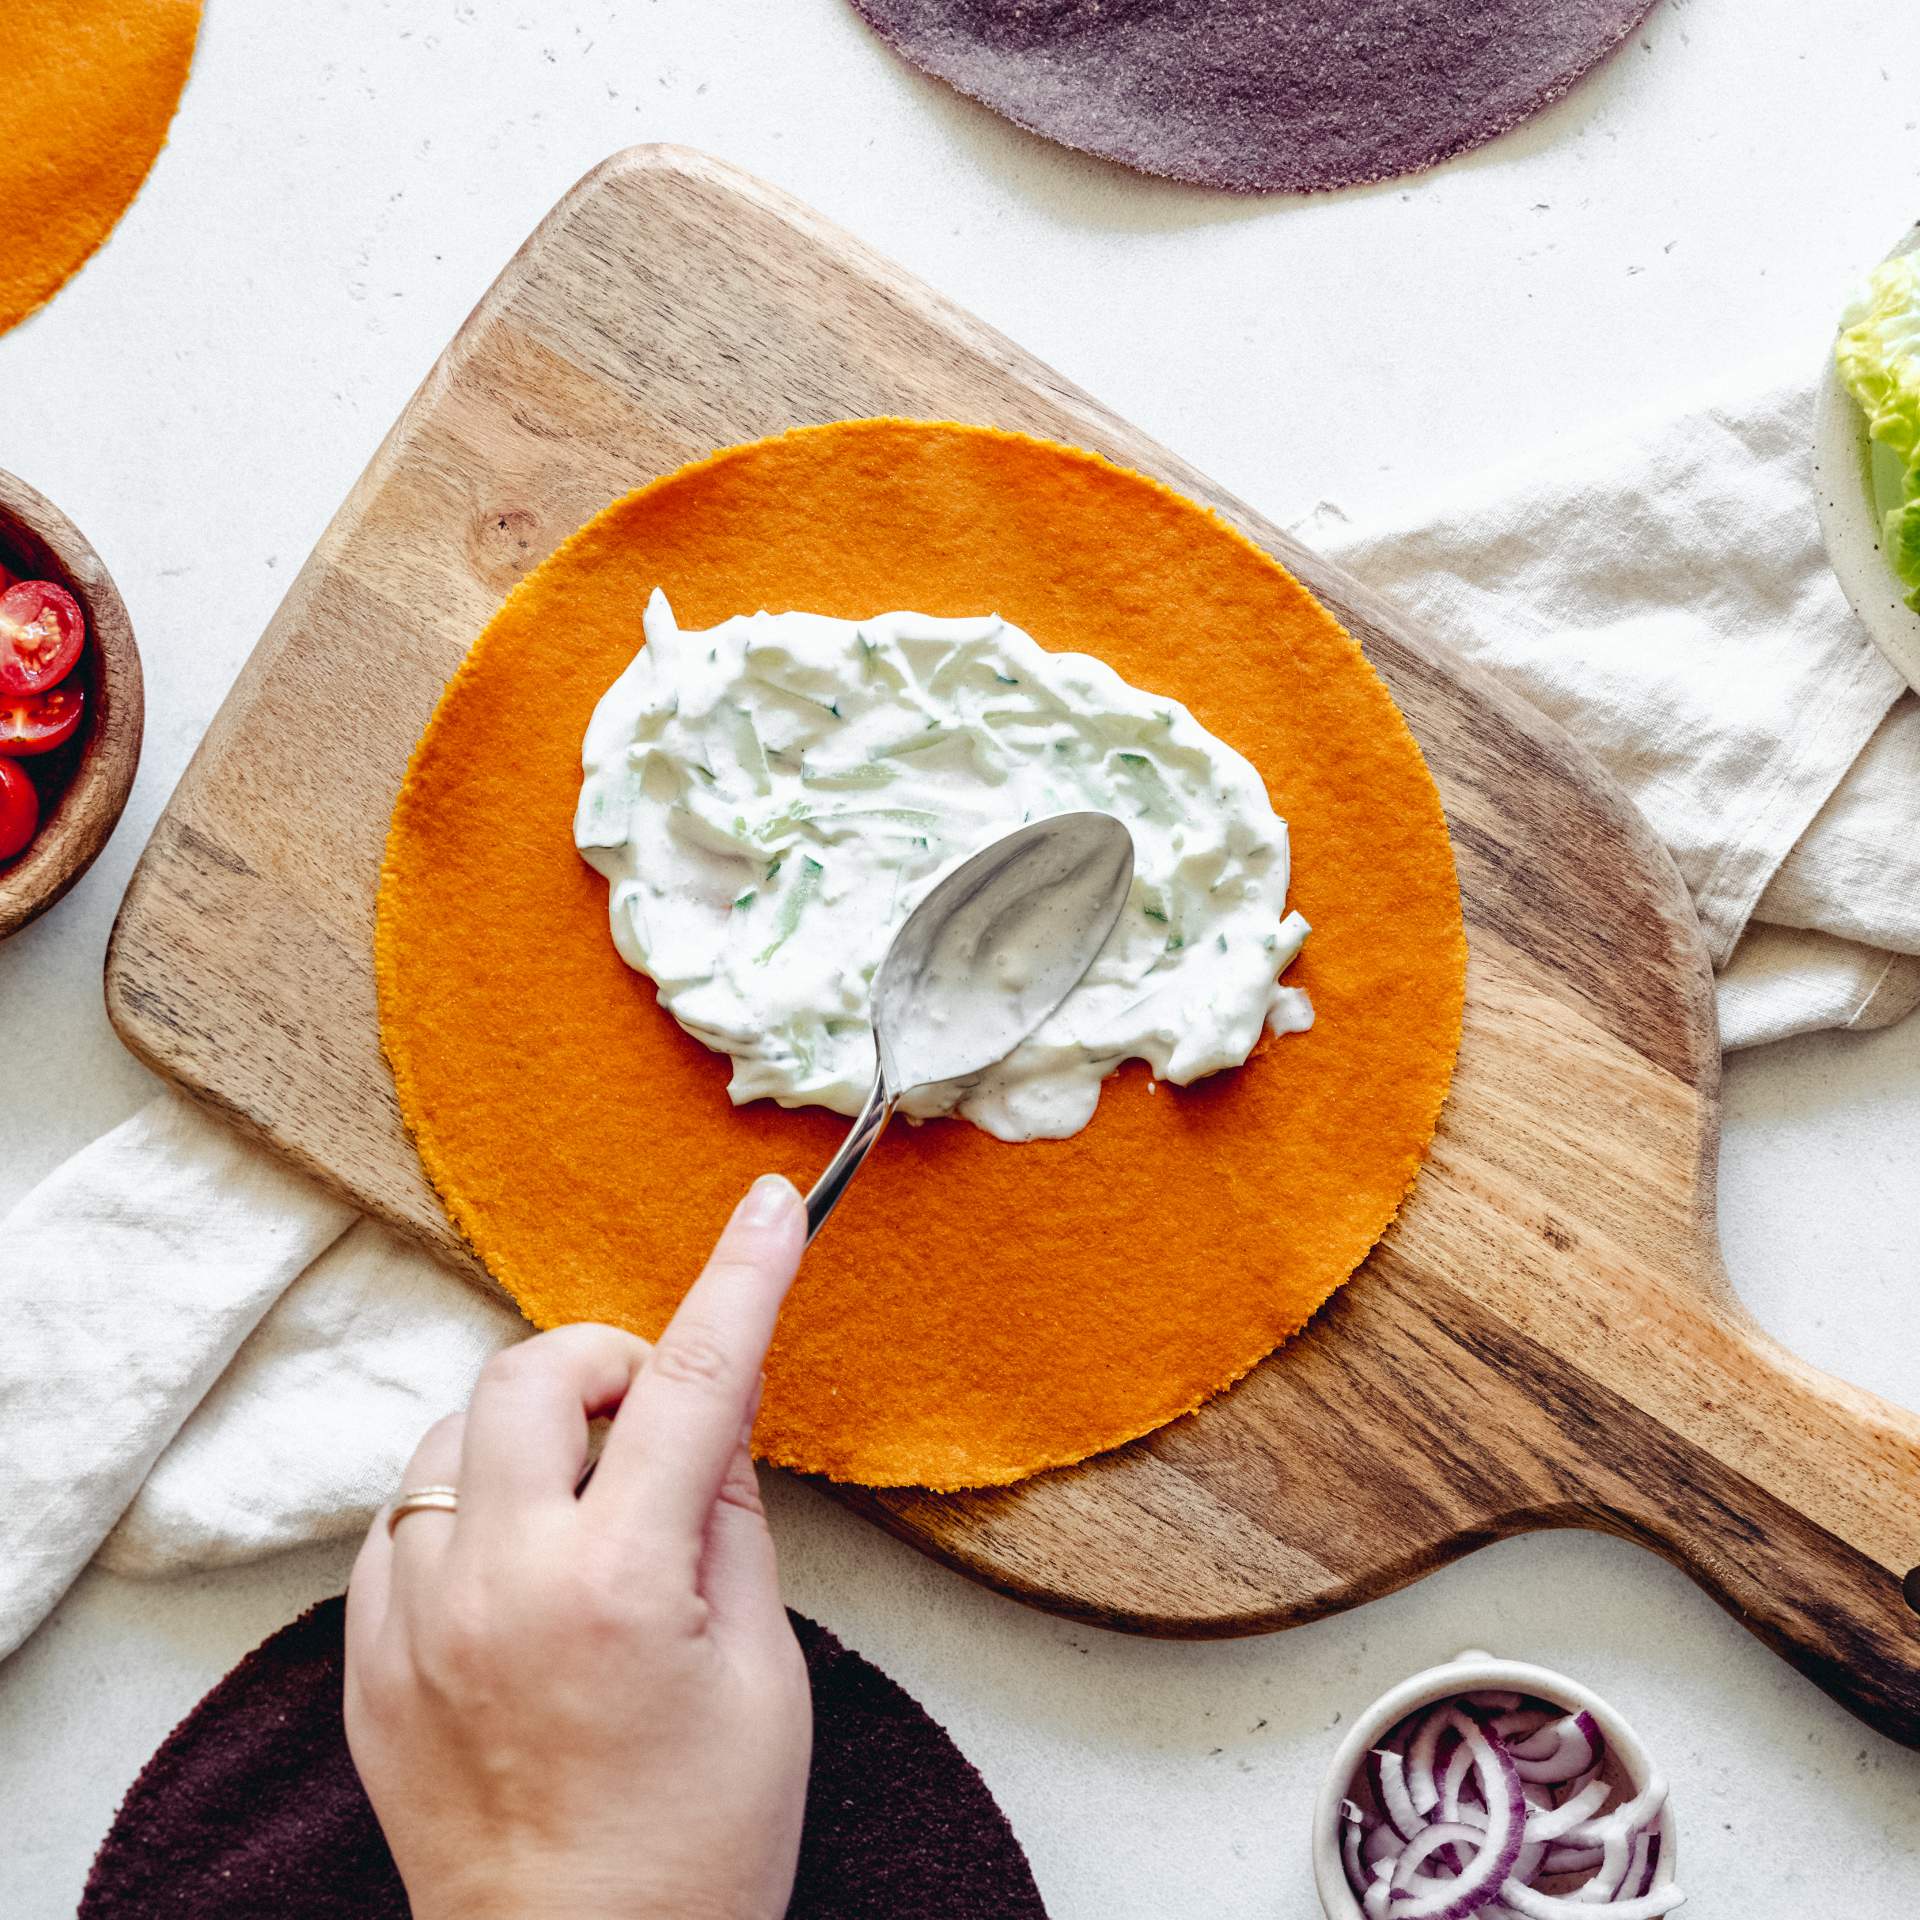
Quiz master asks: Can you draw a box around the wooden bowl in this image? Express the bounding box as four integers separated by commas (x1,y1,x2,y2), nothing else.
0,469,144,941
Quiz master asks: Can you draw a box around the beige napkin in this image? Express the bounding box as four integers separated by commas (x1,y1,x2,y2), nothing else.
1305,356,1920,1047
3,361,1917,1665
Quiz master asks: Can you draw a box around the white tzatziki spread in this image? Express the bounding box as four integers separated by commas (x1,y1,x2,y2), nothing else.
575,592,1312,1142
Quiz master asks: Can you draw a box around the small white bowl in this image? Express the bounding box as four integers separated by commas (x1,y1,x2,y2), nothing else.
1310,1649,1680,1920
1812,220,1920,696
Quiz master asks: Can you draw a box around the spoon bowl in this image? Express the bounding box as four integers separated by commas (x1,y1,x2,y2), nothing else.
804,811,1135,1241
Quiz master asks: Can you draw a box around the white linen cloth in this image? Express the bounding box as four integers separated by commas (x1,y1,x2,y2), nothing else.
1303,358,1920,1046
4,363,1919,1660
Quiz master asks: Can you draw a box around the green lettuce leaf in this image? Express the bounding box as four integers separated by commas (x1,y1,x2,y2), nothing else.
1836,254,1920,610
1887,499,1920,604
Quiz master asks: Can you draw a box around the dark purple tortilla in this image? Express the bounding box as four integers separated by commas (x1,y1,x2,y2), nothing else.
849,0,1661,193
82,1598,1049,1920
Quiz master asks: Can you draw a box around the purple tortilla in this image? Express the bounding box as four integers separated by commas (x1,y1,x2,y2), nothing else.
82,1598,1049,1920
849,0,1661,193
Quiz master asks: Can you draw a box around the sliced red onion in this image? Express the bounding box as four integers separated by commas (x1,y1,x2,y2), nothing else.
1522,1777,1611,1843
1341,1799,1370,1899
1381,1712,1526,1920
1510,1836,1547,1888
1465,1688,1524,1711
1334,1692,1679,1919
1373,1748,1428,1842
1364,1859,1396,1920
1538,1843,1604,1876
1497,1881,1682,1920
1503,1717,1565,1761
1406,1705,1454,1815
1507,1711,1601,1783
1390,1820,1494,1884
1539,1779,1667,1907
1439,1815,1546,1887
1634,1835,1663,1900
1439,1740,1478,1819
1559,1772,1668,1889
1448,1774,1609,1846
1364,1823,1402,1869
1571,1772,1667,1840
1388,1822,1518,1920
1494,1708,1554,1745
1585,1829,1634,1902
1554,1760,1605,1808
1624,1831,1658,1903
1434,1739,1481,1870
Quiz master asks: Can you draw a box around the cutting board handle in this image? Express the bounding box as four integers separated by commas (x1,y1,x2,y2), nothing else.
1600,1315,1920,1749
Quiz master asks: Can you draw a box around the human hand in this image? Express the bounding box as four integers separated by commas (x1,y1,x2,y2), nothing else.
343,1174,811,1920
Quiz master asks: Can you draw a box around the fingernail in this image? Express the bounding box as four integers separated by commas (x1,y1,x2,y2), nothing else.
742,1173,799,1225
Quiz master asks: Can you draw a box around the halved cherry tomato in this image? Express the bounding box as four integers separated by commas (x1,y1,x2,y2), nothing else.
0,757,37,861
0,580,85,695
0,682,85,757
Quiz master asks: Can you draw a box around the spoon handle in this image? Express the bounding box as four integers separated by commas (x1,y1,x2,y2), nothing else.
804,1069,894,1244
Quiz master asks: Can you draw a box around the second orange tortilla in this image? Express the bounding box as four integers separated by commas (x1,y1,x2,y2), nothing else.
0,1,202,335
377,421,1466,1488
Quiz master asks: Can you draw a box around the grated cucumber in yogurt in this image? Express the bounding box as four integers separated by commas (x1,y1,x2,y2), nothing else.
575,592,1313,1141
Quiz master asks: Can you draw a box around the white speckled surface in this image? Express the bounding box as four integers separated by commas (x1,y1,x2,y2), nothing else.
1,2,1917,1914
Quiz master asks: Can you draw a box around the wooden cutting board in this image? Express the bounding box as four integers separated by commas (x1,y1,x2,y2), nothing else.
105,148,1920,1747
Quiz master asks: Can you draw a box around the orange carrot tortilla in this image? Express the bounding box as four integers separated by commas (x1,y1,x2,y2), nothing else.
0,1,201,336
377,421,1466,1489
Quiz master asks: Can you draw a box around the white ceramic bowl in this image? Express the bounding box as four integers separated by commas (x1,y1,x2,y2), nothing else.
1812,220,1920,696
1310,1649,1680,1920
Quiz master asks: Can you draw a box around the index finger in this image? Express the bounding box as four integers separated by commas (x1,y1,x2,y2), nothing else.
587,1174,804,1550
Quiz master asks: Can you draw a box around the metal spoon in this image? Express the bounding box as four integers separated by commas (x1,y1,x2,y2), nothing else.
803,810,1136,1242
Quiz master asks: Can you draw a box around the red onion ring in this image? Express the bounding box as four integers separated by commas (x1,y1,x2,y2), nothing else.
1625,1831,1658,1900
1389,1820,1511,1918
1539,1842,1604,1875
1380,1713,1526,1920
1340,1799,1375,1900
1523,1777,1612,1843
1371,1748,1427,1842
1493,1709,1553,1744
1507,1711,1601,1783
1406,1705,1454,1815
1636,1835,1664,1899
1449,1774,1609,1846
1503,1716,1570,1761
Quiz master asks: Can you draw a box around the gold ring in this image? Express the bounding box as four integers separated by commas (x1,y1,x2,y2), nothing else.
387,1484,460,1534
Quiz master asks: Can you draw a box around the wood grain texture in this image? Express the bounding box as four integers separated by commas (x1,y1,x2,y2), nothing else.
104,148,1920,1745
0,469,143,941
